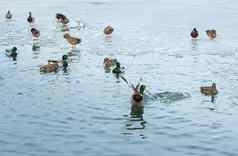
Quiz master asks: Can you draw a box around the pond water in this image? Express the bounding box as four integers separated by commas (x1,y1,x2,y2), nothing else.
0,0,238,155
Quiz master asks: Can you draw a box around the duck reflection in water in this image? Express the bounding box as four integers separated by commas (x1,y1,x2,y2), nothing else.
126,103,146,130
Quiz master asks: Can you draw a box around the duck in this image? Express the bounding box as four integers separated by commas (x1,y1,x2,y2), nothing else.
206,29,216,39
112,62,123,74
191,28,199,39
200,83,218,96
40,62,59,73
104,25,114,35
103,57,117,68
63,33,81,48
5,47,17,61
56,13,69,25
131,84,146,104
31,28,40,38
5,10,12,19
27,12,34,24
47,54,69,71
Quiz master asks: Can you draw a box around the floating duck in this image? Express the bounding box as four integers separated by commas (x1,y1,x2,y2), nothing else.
191,28,199,39
31,28,40,38
5,10,12,19
112,62,123,74
27,12,34,24
103,57,117,68
5,47,17,61
200,83,218,96
131,84,146,104
104,25,114,35
206,29,216,39
47,54,69,71
63,33,81,48
56,13,69,25
40,62,59,73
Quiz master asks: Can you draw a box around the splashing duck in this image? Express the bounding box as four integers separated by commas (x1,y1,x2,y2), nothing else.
132,83,146,104
200,83,218,96
191,28,199,39
63,33,81,48
5,10,12,19
104,25,114,35
27,12,34,24
206,29,216,39
5,47,17,61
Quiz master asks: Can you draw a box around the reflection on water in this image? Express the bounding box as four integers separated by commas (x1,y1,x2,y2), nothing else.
126,102,146,130
154,91,191,104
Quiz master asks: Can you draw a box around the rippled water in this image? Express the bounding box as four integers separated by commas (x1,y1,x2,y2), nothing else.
1,0,238,155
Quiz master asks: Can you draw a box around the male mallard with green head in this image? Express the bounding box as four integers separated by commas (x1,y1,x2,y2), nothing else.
5,47,17,61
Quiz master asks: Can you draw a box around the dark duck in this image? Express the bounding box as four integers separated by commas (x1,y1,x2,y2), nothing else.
191,28,199,39
5,47,17,61
31,28,40,38
5,10,12,19
27,12,34,24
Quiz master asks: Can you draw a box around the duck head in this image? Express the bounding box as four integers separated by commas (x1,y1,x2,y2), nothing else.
139,85,146,95
212,83,216,89
63,33,70,39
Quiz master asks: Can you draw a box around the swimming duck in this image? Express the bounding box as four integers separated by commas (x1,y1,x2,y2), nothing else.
47,54,69,70
103,57,117,68
112,62,123,74
5,10,12,19
56,13,69,25
31,28,40,38
63,33,81,48
191,28,199,39
40,62,59,73
27,12,34,24
131,84,146,103
104,25,114,35
5,47,17,61
200,83,218,96
206,29,216,39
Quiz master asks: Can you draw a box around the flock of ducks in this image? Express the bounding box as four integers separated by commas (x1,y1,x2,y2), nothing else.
3,10,218,105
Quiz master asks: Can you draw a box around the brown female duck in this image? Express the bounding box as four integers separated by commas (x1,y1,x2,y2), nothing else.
104,25,114,35
64,33,81,48
206,29,216,39
200,83,218,96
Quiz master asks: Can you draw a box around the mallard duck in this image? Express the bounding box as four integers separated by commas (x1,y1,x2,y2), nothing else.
200,83,218,96
56,13,69,25
206,29,216,39
40,62,59,73
47,54,69,70
31,28,40,38
191,28,199,39
5,10,12,19
103,57,117,68
131,84,146,103
5,47,17,61
104,25,114,35
27,12,34,24
63,33,81,48
112,62,123,74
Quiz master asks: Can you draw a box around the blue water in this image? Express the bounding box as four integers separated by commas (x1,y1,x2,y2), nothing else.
0,0,238,155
